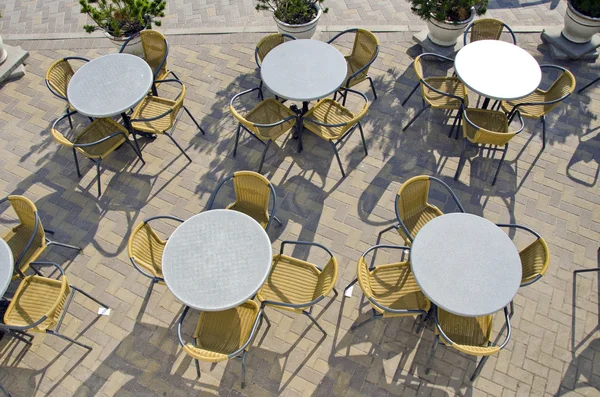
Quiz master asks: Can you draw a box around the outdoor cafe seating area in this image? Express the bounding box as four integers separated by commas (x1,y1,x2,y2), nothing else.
0,15,594,397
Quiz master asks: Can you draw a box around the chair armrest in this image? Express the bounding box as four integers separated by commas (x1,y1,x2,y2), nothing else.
206,174,235,210
144,215,185,224
420,53,455,63
14,211,41,269
361,244,410,269
429,176,465,213
72,131,128,148
261,295,325,311
327,28,357,44
130,107,174,123
177,306,192,347
420,78,467,105
303,117,347,128
394,197,414,243
52,110,80,131
498,306,512,349
507,110,525,134
230,87,262,108
279,240,335,259
253,115,296,129
29,261,65,278
496,223,542,239
265,183,278,233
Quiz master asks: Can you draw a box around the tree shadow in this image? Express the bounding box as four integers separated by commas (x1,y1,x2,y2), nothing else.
557,338,600,395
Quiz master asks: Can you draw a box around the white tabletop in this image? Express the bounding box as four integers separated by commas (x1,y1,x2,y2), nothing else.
162,210,272,311
261,39,348,102
67,53,153,118
0,239,14,298
455,40,541,102
410,213,521,317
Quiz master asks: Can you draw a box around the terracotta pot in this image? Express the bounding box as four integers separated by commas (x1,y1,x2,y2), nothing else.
274,5,322,39
426,8,475,47
562,1,600,44
104,31,144,57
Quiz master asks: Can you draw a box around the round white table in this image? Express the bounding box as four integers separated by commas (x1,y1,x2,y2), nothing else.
67,53,153,118
410,213,521,317
261,39,347,152
162,210,273,311
455,40,541,108
0,239,14,298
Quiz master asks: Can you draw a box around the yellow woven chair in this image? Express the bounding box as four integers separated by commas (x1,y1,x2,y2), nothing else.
328,28,379,105
229,88,297,173
0,195,81,278
45,56,90,129
119,30,178,90
0,261,109,350
348,244,430,331
402,53,469,134
425,306,511,381
303,88,370,177
128,215,184,285
463,18,517,45
497,223,550,314
130,79,205,163
50,112,145,197
207,171,281,232
387,175,464,246
257,240,338,335
500,65,576,150
254,33,297,100
454,107,525,185
177,301,263,387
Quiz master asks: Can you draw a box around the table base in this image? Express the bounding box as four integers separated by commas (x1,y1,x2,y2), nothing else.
290,101,310,153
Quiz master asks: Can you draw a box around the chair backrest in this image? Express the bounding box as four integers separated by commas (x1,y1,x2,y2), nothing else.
128,222,165,277
396,176,432,222
314,256,338,299
255,33,295,68
229,98,291,139
520,238,550,285
140,30,169,79
232,171,272,218
465,19,512,44
8,195,46,244
462,109,515,146
45,59,76,101
349,29,379,72
50,120,75,148
170,82,186,125
437,308,499,355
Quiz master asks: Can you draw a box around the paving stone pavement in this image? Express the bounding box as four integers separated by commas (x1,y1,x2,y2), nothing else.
0,0,566,36
0,28,598,397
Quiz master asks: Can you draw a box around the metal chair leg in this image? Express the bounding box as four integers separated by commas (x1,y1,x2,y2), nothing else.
95,160,102,197
125,139,145,164
46,330,92,350
233,123,242,157
330,141,345,177
273,216,282,226
195,358,201,378
367,76,377,100
448,110,460,138
71,285,110,309
541,116,546,150
72,148,81,178
358,122,368,156
402,104,430,132
578,76,600,93
183,105,206,135
402,83,420,107
262,310,272,328
344,278,358,293
303,310,327,335
0,382,12,397
6,329,33,345
241,350,248,388
454,139,468,181
509,300,515,318
470,355,490,381
258,81,264,100
415,312,427,334
492,146,507,185
258,140,272,174
351,309,380,331
425,334,439,375
67,110,73,129
164,132,192,162
47,240,82,252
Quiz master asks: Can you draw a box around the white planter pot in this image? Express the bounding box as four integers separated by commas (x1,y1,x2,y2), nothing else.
0,35,7,66
274,6,322,39
426,9,475,47
562,1,600,44
104,31,144,57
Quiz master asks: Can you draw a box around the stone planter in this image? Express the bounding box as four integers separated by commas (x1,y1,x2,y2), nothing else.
562,1,600,44
426,8,475,47
104,31,144,57
274,5,322,39
0,35,7,65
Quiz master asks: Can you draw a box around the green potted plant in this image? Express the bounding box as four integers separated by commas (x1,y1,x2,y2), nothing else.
562,0,600,43
409,0,489,46
255,0,328,39
79,0,166,53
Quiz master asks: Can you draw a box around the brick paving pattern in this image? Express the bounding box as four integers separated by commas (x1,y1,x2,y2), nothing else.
0,7,598,397
1,0,566,35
